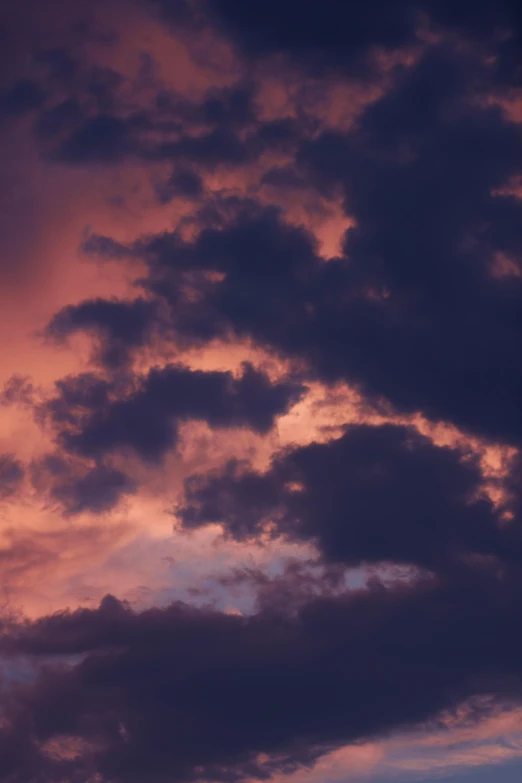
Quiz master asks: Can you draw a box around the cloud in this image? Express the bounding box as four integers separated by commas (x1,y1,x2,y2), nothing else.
45,297,159,369
0,454,24,499
73,43,522,447
293,46,522,444
0,79,45,119
205,0,418,75
180,423,519,570
42,100,302,169
202,0,522,82
2,564,522,783
42,363,303,463
24,56,300,170
109,201,321,349
0,2,521,781
156,168,204,203
48,461,137,516
54,113,135,164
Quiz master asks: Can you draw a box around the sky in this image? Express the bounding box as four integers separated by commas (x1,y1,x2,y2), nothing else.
0,1,521,782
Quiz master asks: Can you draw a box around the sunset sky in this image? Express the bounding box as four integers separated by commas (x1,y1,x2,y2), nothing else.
0,1,521,782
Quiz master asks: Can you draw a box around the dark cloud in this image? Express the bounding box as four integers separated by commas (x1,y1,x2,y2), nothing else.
27,62,296,169
424,0,522,85
145,0,198,27
0,79,45,118
198,84,255,129
33,46,122,108
17,48,125,157
0,375,35,406
152,126,252,167
34,97,84,139
203,0,522,81
181,423,520,570
2,3,522,781
50,463,136,515
18,33,312,171
42,363,303,463
45,297,159,369
2,565,522,783
205,0,418,76
260,165,308,189
156,168,204,203
75,44,522,447
47,111,299,169
44,373,113,428
71,201,320,349
293,46,522,445
29,453,135,515
0,454,24,499
81,233,132,260
33,47,81,82
136,202,320,347
53,113,136,164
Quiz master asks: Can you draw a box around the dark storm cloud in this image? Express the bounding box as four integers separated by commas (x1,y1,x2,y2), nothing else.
2,565,522,783
42,363,303,463
181,423,520,570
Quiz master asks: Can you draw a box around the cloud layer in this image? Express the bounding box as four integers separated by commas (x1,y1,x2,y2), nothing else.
0,1,521,782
